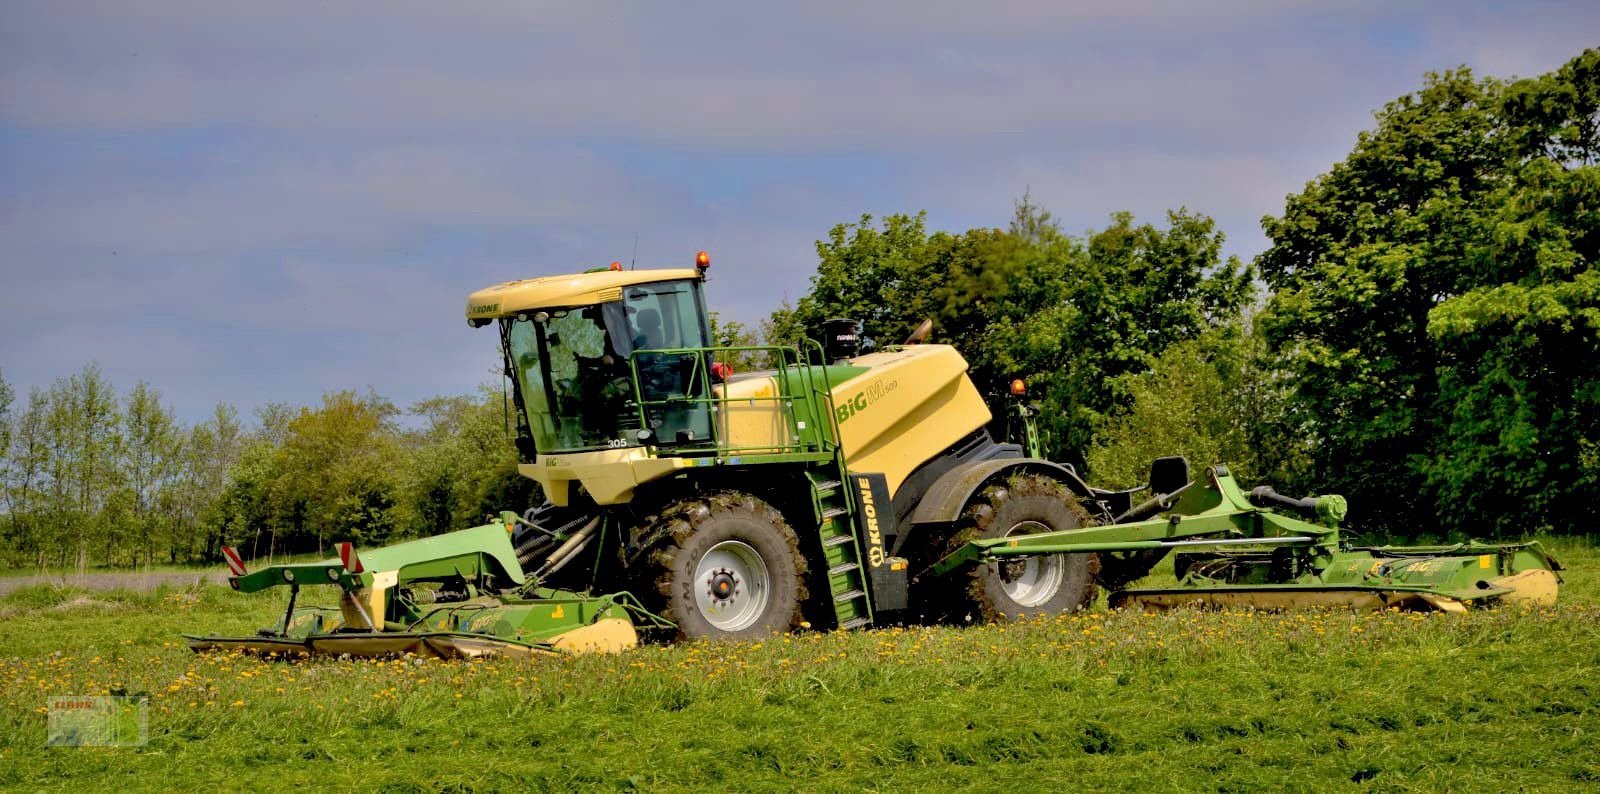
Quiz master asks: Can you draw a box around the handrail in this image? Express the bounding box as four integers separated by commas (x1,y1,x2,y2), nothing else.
627,344,838,458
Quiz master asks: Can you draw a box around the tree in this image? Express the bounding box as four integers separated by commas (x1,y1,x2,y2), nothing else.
181,403,245,561
2,389,52,567
269,390,404,552
41,364,121,570
1086,320,1309,489
120,382,180,566
792,212,935,344
402,388,537,536
708,311,763,371
1257,48,1600,536
759,300,806,351
781,199,1252,468
1052,209,1254,460
0,369,12,473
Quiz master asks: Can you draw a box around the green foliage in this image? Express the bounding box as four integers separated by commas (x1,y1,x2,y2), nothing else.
1087,321,1307,489
0,369,11,468
43,364,122,570
783,197,1253,467
211,385,535,562
1257,48,1600,536
119,383,180,566
708,311,764,371
0,366,254,569
270,390,404,549
402,389,536,535
759,299,806,350
1,364,535,568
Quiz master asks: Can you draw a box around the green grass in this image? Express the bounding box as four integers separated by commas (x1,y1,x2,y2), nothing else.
1,539,1597,792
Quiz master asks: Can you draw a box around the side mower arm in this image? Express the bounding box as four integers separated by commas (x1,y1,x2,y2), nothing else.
927,466,1345,578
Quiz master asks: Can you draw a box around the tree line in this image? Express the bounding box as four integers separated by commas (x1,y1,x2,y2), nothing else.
0,367,530,570
1,49,1594,569
774,49,1599,539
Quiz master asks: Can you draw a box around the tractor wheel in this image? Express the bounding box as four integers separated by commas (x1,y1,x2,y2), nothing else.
940,473,1098,623
636,492,808,641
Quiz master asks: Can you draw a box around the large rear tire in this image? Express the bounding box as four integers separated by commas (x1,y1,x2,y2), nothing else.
636,492,809,641
940,473,1098,623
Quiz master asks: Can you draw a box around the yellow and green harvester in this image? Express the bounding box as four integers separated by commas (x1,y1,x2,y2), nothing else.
187,255,1563,658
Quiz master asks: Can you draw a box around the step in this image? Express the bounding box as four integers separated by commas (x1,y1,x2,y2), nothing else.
828,562,859,577
833,588,866,604
823,534,854,548
814,479,842,494
821,506,847,521
839,616,872,630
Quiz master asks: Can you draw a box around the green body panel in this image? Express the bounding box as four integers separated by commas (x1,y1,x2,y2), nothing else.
228,521,525,594
1124,544,1559,604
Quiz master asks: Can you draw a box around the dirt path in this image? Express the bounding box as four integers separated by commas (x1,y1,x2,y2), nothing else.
0,570,229,596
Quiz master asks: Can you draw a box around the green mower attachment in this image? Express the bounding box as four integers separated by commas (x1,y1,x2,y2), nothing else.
932,463,1563,612
185,514,652,659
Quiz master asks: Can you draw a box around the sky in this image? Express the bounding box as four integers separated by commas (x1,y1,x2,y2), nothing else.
2,1,1596,423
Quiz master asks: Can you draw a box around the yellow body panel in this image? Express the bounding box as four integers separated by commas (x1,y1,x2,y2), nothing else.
1491,568,1560,606
714,345,990,494
520,447,696,506
467,268,702,319
715,374,796,454
550,617,639,654
829,345,991,495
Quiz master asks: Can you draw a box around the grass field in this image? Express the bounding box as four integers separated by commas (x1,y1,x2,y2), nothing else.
2,539,1596,792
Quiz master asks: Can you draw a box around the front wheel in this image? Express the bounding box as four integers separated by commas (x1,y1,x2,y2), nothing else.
636,492,808,641
940,473,1098,623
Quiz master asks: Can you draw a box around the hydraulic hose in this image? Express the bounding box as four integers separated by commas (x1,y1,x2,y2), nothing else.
1248,486,1319,512
1113,480,1194,523
533,516,601,579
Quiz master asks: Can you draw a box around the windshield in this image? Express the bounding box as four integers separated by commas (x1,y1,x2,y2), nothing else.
502,279,711,454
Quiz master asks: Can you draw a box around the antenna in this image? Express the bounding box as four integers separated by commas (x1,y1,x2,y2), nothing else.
630,235,639,270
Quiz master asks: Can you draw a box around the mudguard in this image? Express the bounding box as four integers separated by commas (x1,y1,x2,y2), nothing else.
906,458,1100,526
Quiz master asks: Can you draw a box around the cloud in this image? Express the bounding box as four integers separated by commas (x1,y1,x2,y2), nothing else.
2,143,694,257
3,1,1597,421
0,1,1421,149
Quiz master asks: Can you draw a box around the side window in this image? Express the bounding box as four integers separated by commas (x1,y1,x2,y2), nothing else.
626,280,714,446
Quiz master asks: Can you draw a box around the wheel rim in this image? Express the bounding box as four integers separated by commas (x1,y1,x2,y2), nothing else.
693,540,771,632
997,520,1066,607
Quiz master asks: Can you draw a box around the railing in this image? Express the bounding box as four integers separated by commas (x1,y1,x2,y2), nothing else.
626,341,843,459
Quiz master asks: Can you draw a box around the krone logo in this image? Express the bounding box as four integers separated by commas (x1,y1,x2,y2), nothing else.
858,476,885,567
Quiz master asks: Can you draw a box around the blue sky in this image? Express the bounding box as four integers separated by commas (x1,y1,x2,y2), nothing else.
2,2,1596,422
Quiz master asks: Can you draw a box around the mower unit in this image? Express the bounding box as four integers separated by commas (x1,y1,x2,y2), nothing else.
185,515,651,659
932,460,1563,613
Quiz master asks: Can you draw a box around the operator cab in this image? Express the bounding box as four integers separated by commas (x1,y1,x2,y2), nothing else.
468,265,716,460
